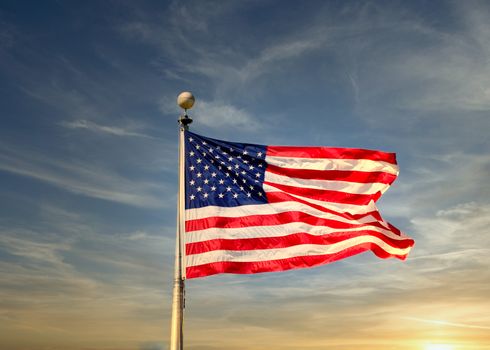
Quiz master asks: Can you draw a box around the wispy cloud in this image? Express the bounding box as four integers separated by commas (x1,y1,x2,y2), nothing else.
160,97,261,132
61,119,155,139
0,142,166,208
339,2,490,116
0,229,71,265
402,316,490,330
0,200,174,346
194,100,260,131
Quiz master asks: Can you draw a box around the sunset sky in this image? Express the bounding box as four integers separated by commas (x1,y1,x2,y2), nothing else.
1,1,489,350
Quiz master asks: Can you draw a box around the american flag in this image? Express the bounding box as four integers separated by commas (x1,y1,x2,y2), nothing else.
184,131,414,279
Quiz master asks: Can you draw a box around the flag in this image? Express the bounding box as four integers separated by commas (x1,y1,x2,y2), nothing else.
184,131,414,279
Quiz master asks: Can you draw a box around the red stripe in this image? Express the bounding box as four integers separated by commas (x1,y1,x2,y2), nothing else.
186,210,388,232
266,192,384,221
263,181,380,205
266,165,397,184
186,231,415,255
267,146,397,164
186,243,408,278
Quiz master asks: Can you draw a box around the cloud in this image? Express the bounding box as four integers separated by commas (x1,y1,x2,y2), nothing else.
411,202,490,257
118,1,333,99
0,142,166,208
194,100,260,131
160,97,261,132
0,202,175,348
61,119,155,139
402,317,490,330
0,233,70,265
336,2,490,116
379,152,490,220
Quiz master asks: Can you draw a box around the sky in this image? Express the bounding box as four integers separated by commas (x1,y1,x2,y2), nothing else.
0,1,489,350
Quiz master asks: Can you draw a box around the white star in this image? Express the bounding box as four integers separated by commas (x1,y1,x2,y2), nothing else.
189,151,195,156
257,152,263,157
215,155,220,159
202,152,207,157
225,173,230,177
233,193,238,198
237,155,242,159
219,179,225,184
204,165,210,170
249,165,254,170
202,141,207,145
241,171,246,175
196,158,202,164
218,193,224,198
196,145,200,150
249,185,254,190
190,194,195,200
227,166,232,171
247,192,251,198
239,186,244,191
197,172,202,178
234,164,239,169
196,187,202,192
232,179,237,184
216,146,220,150
210,159,215,163
255,179,259,183
211,172,217,177
189,180,195,186
228,157,233,162
242,178,247,183
226,186,232,192
220,161,225,165
243,150,248,155
211,186,216,191
203,193,209,198
243,160,249,164
255,172,260,178
189,166,195,171
189,137,194,142
204,179,209,184
209,148,214,153
258,163,263,167
258,192,263,196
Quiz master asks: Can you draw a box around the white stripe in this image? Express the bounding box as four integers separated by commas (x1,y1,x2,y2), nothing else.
185,221,406,244
263,184,377,209
186,236,411,267
266,156,399,175
264,171,390,194
186,201,380,225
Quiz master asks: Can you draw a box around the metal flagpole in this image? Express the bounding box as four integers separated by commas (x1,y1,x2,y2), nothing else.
170,92,194,350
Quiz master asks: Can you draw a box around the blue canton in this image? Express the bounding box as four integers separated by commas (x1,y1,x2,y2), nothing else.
185,131,268,209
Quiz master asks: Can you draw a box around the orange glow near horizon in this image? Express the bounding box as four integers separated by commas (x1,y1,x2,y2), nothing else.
425,344,454,350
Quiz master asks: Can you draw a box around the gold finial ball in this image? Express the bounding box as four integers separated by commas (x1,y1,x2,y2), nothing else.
177,91,195,110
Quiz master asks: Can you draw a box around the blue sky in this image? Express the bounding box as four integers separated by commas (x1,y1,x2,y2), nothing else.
0,1,489,350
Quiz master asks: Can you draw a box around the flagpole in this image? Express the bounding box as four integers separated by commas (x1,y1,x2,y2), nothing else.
170,92,194,350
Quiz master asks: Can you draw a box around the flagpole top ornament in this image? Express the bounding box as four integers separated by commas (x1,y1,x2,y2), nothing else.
177,91,194,128
177,91,195,110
